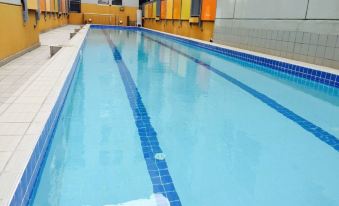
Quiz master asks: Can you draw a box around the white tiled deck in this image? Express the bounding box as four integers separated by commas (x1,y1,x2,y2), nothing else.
0,25,80,108
0,24,88,205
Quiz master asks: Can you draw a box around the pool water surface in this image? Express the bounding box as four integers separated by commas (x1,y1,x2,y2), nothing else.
29,27,339,206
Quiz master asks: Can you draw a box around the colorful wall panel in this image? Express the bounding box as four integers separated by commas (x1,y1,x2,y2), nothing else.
190,0,201,17
149,3,153,18
61,0,65,12
166,0,173,19
180,0,190,20
156,0,161,17
142,4,145,17
40,0,46,11
201,0,216,20
55,0,58,12
27,0,38,10
144,4,149,18
152,2,156,18
161,0,166,19
50,0,55,11
46,0,51,11
173,0,181,19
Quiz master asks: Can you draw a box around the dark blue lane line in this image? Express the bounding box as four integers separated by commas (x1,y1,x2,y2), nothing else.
142,33,339,152
103,31,182,206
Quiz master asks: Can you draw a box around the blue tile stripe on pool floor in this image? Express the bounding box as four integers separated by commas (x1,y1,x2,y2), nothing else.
103,31,182,206
142,34,339,152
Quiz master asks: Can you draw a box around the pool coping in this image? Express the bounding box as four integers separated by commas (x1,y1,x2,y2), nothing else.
0,24,89,206
3,23,339,206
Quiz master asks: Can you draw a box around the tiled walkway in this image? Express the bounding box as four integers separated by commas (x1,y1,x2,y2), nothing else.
0,24,83,205
0,25,80,108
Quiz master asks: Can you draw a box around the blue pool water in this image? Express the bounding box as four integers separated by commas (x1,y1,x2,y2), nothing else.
30,28,339,206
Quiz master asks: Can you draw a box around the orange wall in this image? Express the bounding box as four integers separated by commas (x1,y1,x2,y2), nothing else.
40,0,46,11
161,0,166,19
201,0,216,20
143,19,214,41
50,0,55,11
173,0,181,19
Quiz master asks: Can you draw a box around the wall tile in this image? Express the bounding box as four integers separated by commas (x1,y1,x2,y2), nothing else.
308,45,317,56
316,46,326,58
272,30,278,40
334,60,339,68
289,31,296,42
302,32,311,44
305,56,314,63
334,48,339,61
315,57,323,65
213,19,339,69
296,31,303,43
267,30,272,40
318,34,328,46
326,35,338,47
294,43,302,54
325,47,335,60
277,31,283,41
287,42,294,52
283,31,289,42
301,44,309,55
310,33,319,45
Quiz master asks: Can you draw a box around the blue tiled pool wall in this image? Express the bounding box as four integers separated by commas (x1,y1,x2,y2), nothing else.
90,25,339,89
9,45,85,206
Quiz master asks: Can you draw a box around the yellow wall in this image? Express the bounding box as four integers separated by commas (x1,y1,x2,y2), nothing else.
0,3,69,61
180,0,191,20
143,19,214,41
152,2,156,18
38,13,68,33
0,4,39,60
28,0,38,10
81,3,138,25
166,0,173,19
69,13,84,24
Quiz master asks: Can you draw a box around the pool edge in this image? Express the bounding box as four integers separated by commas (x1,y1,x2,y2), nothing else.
7,25,90,206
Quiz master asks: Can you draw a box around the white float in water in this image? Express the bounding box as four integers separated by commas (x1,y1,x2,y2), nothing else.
154,153,166,160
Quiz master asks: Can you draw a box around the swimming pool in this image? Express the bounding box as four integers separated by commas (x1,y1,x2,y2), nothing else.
28,26,339,206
